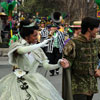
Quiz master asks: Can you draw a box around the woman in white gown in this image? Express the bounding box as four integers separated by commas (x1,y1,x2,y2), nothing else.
0,20,69,100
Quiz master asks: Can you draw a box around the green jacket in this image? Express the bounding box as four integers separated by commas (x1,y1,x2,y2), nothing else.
63,34,100,95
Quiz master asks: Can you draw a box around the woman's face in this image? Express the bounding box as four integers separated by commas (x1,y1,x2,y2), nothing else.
27,30,38,44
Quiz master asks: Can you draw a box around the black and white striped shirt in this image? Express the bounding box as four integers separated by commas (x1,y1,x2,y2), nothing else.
47,30,65,53
40,28,65,53
41,28,49,38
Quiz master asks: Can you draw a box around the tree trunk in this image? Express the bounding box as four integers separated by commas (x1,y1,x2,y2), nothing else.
57,0,97,22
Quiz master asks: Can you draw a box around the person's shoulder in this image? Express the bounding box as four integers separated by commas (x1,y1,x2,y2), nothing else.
9,40,22,52
10,41,20,47
63,39,75,55
64,38,75,47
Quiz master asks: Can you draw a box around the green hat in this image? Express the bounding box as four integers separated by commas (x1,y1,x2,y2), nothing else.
51,24,58,27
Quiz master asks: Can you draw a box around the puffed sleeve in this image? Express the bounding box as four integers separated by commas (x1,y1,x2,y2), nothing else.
8,42,22,65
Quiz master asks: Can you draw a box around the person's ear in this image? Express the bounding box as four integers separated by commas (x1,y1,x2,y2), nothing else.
88,28,91,32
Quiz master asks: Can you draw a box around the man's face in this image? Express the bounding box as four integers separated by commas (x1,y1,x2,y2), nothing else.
90,27,99,38
41,23,45,27
50,27,57,31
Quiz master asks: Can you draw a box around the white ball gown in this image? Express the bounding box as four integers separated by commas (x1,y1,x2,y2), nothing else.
0,39,63,100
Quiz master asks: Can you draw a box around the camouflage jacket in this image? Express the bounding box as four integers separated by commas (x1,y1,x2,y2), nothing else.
63,34,100,95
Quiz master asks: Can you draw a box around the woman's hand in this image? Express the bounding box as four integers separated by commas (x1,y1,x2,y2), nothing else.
60,58,70,68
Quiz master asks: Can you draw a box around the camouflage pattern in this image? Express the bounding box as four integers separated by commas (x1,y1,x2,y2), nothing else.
63,34,100,95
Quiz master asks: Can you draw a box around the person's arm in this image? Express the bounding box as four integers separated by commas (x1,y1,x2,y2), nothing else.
63,40,76,66
17,39,49,54
42,59,69,70
42,60,61,70
38,48,69,70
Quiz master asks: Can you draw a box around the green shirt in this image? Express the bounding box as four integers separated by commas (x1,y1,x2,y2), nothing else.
53,32,59,48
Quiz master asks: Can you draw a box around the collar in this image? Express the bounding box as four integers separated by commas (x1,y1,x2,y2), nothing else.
20,38,29,45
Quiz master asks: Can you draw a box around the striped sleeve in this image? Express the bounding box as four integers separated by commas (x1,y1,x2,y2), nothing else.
40,28,48,38
58,31,65,53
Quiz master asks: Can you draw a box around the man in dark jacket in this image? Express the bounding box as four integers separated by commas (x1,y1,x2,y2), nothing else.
62,17,100,100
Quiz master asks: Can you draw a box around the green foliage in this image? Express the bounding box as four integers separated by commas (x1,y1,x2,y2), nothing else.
0,1,17,16
18,0,58,17
95,0,100,6
95,0,100,9
0,2,8,15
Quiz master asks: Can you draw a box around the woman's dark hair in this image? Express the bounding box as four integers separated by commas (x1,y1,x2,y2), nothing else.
19,20,39,39
81,17,100,34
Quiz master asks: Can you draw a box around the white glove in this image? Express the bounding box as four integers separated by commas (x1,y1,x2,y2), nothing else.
40,39,51,47
17,39,51,54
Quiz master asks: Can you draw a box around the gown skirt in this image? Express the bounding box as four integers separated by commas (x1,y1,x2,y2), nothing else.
0,72,63,100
